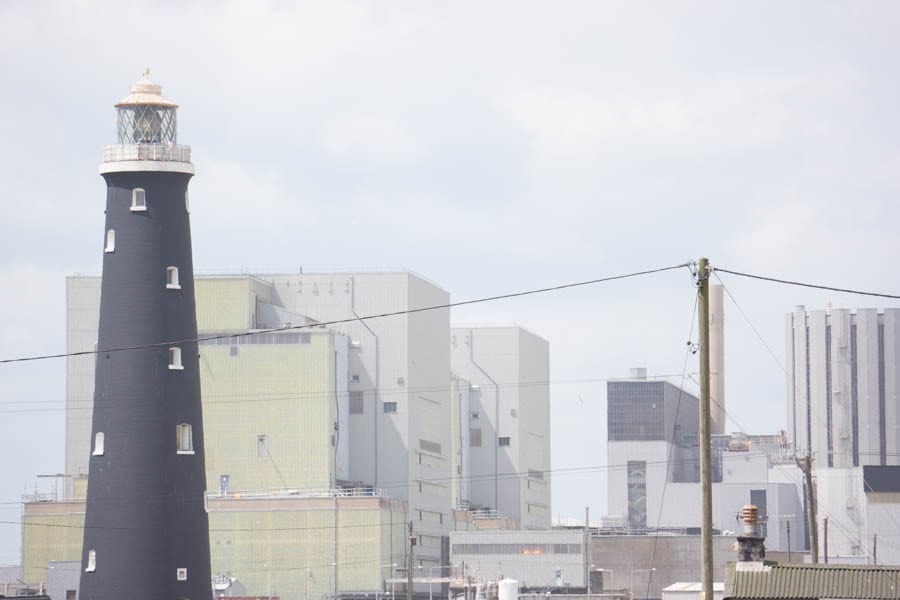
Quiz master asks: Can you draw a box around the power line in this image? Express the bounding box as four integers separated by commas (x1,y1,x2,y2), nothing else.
0,263,691,365
713,267,900,300
0,373,691,414
646,287,699,598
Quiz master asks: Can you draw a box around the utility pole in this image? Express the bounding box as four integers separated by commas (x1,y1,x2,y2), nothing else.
795,454,818,563
407,521,415,600
874,534,878,564
823,517,828,564
585,507,591,596
786,521,792,562
697,257,713,600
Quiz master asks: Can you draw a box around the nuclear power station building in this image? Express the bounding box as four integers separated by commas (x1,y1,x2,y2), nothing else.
78,75,213,600
784,306,900,563
20,75,553,600
603,287,805,553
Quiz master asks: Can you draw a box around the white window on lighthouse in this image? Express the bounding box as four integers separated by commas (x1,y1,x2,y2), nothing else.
185,190,190,213
85,549,96,572
92,432,105,456
176,424,194,454
166,266,181,289
104,229,115,253
168,347,183,370
130,188,147,212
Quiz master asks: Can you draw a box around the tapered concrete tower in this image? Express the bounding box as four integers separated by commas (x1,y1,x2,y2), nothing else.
79,73,212,600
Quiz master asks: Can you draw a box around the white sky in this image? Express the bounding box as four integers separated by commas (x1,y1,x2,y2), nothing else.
2,0,900,567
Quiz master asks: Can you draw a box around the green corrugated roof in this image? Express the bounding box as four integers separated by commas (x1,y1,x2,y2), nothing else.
725,562,900,599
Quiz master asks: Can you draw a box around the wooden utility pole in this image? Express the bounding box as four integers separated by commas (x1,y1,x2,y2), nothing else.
585,506,591,596
786,521,792,562
407,520,415,600
697,257,714,600
796,454,818,563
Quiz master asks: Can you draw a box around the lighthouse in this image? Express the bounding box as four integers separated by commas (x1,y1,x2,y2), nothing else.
79,73,212,600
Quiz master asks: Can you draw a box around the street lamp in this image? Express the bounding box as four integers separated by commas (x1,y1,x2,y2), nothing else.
428,565,453,600
377,563,397,600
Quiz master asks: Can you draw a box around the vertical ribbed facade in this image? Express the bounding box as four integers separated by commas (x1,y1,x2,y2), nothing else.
79,77,211,600
786,306,900,468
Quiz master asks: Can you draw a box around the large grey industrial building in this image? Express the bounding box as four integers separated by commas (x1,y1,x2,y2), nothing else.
785,306,900,563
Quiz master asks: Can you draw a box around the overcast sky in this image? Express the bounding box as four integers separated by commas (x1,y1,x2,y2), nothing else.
2,0,900,567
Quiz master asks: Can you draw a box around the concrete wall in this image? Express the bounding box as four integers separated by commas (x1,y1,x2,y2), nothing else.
47,561,79,600
590,536,735,600
449,326,551,529
450,529,584,588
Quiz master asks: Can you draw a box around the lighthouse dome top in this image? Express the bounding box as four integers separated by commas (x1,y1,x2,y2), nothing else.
100,70,193,175
115,72,178,108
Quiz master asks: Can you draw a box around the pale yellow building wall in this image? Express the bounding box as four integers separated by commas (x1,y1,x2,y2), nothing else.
195,278,254,332
23,497,407,600
22,503,84,582
200,333,337,493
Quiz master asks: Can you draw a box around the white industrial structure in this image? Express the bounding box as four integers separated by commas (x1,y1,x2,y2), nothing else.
785,306,900,563
450,326,551,529
604,288,805,552
786,306,900,468
604,369,804,552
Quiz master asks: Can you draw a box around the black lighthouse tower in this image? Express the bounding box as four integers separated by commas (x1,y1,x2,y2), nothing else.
79,73,212,600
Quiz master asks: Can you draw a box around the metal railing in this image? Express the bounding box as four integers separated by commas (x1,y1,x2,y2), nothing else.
212,486,387,500
102,143,191,163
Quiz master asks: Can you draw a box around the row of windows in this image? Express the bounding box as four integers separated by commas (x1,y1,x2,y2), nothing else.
128,188,190,213
451,543,582,556
86,549,188,581
348,392,400,414
198,331,312,347
469,429,512,447
92,424,194,456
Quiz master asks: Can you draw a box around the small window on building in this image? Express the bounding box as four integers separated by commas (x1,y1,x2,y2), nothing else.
184,190,190,213
169,347,183,370
92,432,105,456
66,590,76,600
131,188,147,212
469,428,482,447
498,436,511,447
85,549,96,572
351,374,360,382
349,391,364,414
176,567,188,581
176,423,193,454
166,266,181,289
257,434,267,457
104,229,115,253
229,345,239,357
383,401,398,414
300,332,311,343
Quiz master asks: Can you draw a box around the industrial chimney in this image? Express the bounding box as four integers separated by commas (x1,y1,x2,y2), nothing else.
79,72,212,600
